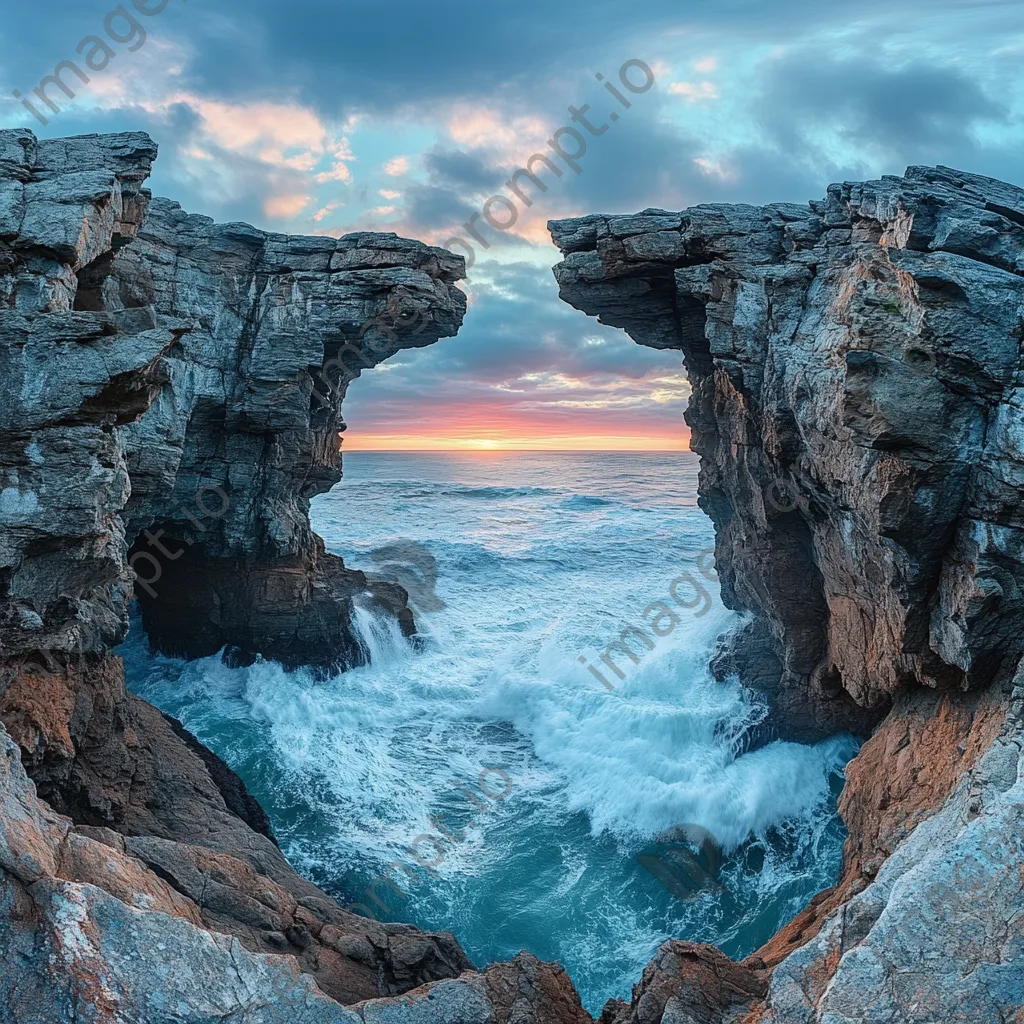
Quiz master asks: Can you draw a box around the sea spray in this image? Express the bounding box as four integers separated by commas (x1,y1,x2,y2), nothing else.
351,602,412,666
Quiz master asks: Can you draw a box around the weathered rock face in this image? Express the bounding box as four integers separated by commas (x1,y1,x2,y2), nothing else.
597,942,767,1024
754,674,1023,1024
0,128,497,1019
0,128,466,679
0,131,183,667
0,124,464,910
110,194,466,669
552,167,1024,742
551,167,1024,1021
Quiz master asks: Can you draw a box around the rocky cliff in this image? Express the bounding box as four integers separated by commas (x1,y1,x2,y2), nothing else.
551,166,1024,1021
1,127,466,672
552,167,1024,742
0,130,520,1021
2,127,1022,1022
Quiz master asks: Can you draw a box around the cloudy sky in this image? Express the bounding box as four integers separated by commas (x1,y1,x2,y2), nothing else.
4,0,1023,449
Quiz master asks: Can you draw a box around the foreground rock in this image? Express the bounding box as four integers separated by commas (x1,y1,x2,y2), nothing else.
598,943,766,1024
3,719,562,1022
596,676,1024,1024
3,703,596,1022
755,675,1023,1022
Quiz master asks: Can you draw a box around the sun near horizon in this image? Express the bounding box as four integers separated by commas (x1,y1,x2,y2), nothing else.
341,429,693,452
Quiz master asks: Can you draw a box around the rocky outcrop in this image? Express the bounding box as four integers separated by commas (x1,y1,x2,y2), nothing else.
0,131,183,669
597,943,767,1024
1,706,583,1022
0,718,479,1021
0,128,499,1018
553,168,1024,741
0,128,466,679
753,673,1023,1023
110,193,465,670
551,166,1024,1020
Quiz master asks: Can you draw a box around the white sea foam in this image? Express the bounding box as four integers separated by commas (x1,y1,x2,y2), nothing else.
352,602,411,667
124,451,858,1015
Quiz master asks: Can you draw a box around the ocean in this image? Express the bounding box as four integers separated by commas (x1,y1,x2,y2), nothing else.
123,451,857,1014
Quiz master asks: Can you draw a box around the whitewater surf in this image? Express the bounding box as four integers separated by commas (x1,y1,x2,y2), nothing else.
123,450,857,1014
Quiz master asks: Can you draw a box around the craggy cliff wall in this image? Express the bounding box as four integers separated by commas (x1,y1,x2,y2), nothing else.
552,167,1024,742
0,131,576,1023
112,194,466,669
1,128,466,678
552,167,1024,1021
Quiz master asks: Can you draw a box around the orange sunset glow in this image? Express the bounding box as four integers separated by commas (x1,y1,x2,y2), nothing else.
342,431,692,451
340,404,692,451
340,364,693,451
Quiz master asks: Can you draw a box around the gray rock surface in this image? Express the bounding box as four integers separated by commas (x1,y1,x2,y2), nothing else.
551,165,1024,1021
0,130,184,665
0,128,467,677
551,166,1024,743
110,193,466,669
761,669,1023,1023
0,130,484,1020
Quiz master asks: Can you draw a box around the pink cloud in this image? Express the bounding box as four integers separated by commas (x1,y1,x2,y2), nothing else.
446,104,549,159
264,193,313,218
383,156,411,176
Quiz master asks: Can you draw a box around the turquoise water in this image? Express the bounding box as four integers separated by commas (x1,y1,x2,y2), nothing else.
124,451,857,1015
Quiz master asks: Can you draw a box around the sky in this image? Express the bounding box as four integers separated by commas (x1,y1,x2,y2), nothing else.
3,0,1023,450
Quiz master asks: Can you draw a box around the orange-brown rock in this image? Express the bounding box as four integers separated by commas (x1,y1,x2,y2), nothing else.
484,952,595,1024
121,833,473,1005
838,685,1005,879
0,654,277,851
598,942,767,1024
57,828,204,925
350,952,594,1024
748,683,1008,973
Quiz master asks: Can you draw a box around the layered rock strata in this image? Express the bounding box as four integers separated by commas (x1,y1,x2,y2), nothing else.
0,129,500,1019
0,129,466,680
551,166,1024,1020
111,193,465,670
552,166,1024,742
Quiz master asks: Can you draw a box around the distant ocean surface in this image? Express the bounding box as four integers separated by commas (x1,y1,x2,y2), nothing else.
124,451,857,1014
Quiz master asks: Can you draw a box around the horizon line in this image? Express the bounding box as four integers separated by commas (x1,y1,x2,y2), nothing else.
343,448,695,453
